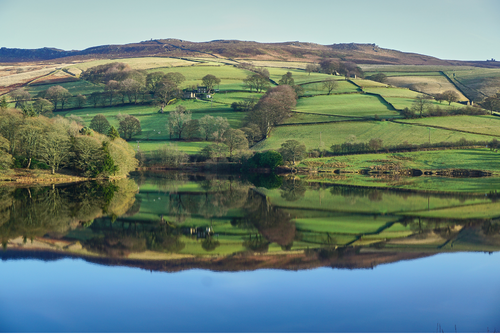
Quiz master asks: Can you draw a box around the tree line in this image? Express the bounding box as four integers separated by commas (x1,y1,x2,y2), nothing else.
4,62,225,113
0,107,137,176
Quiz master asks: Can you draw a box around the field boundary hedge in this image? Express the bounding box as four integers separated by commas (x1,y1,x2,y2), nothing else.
362,92,398,111
440,71,475,102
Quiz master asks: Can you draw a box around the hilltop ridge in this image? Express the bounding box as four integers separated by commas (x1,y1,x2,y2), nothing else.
2,39,498,66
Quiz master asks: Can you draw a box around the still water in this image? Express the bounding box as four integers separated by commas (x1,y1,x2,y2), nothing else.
1,173,499,332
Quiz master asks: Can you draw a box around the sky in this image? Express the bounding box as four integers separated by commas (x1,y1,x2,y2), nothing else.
0,0,499,61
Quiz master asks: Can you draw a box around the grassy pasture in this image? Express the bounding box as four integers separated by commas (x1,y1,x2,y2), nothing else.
350,79,388,88
282,113,358,125
301,80,360,95
364,87,422,98
305,173,500,194
0,67,61,87
363,87,463,110
263,186,488,214
60,102,245,153
365,71,441,77
66,57,198,72
404,201,500,219
384,75,467,100
294,94,397,118
245,60,310,69
211,91,263,104
294,215,397,234
27,80,103,97
383,96,463,110
400,115,500,137
303,148,500,173
253,121,495,151
266,68,333,85
445,68,500,100
147,65,252,82
184,57,239,65
359,65,479,72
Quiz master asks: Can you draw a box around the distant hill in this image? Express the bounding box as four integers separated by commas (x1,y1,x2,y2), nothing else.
2,39,499,66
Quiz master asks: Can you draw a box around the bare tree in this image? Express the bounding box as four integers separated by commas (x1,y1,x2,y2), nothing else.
46,85,71,110
247,85,297,138
74,94,87,108
442,90,459,105
481,96,500,115
168,105,192,139
305,64,319,76
223,129,248,158
322,79,338,95
412,95,431,117
10,88,31,109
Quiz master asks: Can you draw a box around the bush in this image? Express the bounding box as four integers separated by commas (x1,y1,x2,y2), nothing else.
248,150,283,169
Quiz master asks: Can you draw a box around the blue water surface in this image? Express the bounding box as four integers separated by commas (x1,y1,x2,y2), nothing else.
0,252,499,332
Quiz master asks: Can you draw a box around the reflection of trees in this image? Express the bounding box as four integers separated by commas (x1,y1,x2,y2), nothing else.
280,177,306,202
202,235,220,251
83,220,185,257
239,191,296,247
0,180,137,246
243,235,269,253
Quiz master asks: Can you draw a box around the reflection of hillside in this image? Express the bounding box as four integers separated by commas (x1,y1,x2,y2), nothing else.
3,174,500,271
0,247,433,272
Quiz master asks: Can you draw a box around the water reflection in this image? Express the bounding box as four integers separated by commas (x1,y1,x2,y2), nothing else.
2,173,500,271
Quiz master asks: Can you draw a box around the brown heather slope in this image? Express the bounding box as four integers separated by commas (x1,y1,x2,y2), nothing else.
0,247,431,273
2,39,496,66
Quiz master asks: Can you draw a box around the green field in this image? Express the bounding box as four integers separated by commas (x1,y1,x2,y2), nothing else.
294,215,397,234
301,80,360,95
384,75,467,100
66,57,199,72
294,94,397,118
365,71,442,77
254,121,495,151
350,79,388,88
378,96,464,110
364,87,422,98
27,80,104,97
260,186,490,214
211,91,263,104
359,65,479,72
399,115,500,137
282,113,358,124
303,148,500,173
444,68,500,101
266,68,333,85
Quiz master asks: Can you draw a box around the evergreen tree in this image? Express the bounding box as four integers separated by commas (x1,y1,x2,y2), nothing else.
0,96,8,111
108,126,120,140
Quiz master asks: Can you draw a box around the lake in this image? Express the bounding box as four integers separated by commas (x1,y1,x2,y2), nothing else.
1,172,499,332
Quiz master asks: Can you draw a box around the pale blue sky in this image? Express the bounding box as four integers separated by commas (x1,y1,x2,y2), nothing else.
0,0,499,61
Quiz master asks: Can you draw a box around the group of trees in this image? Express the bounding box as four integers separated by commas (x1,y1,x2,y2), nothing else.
243,68,271,93
318,59,364,78
245,85,298,140
434,90,460,105
0,108,137,176
480,93,500,115
10,85,89,114
401,92,486,119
